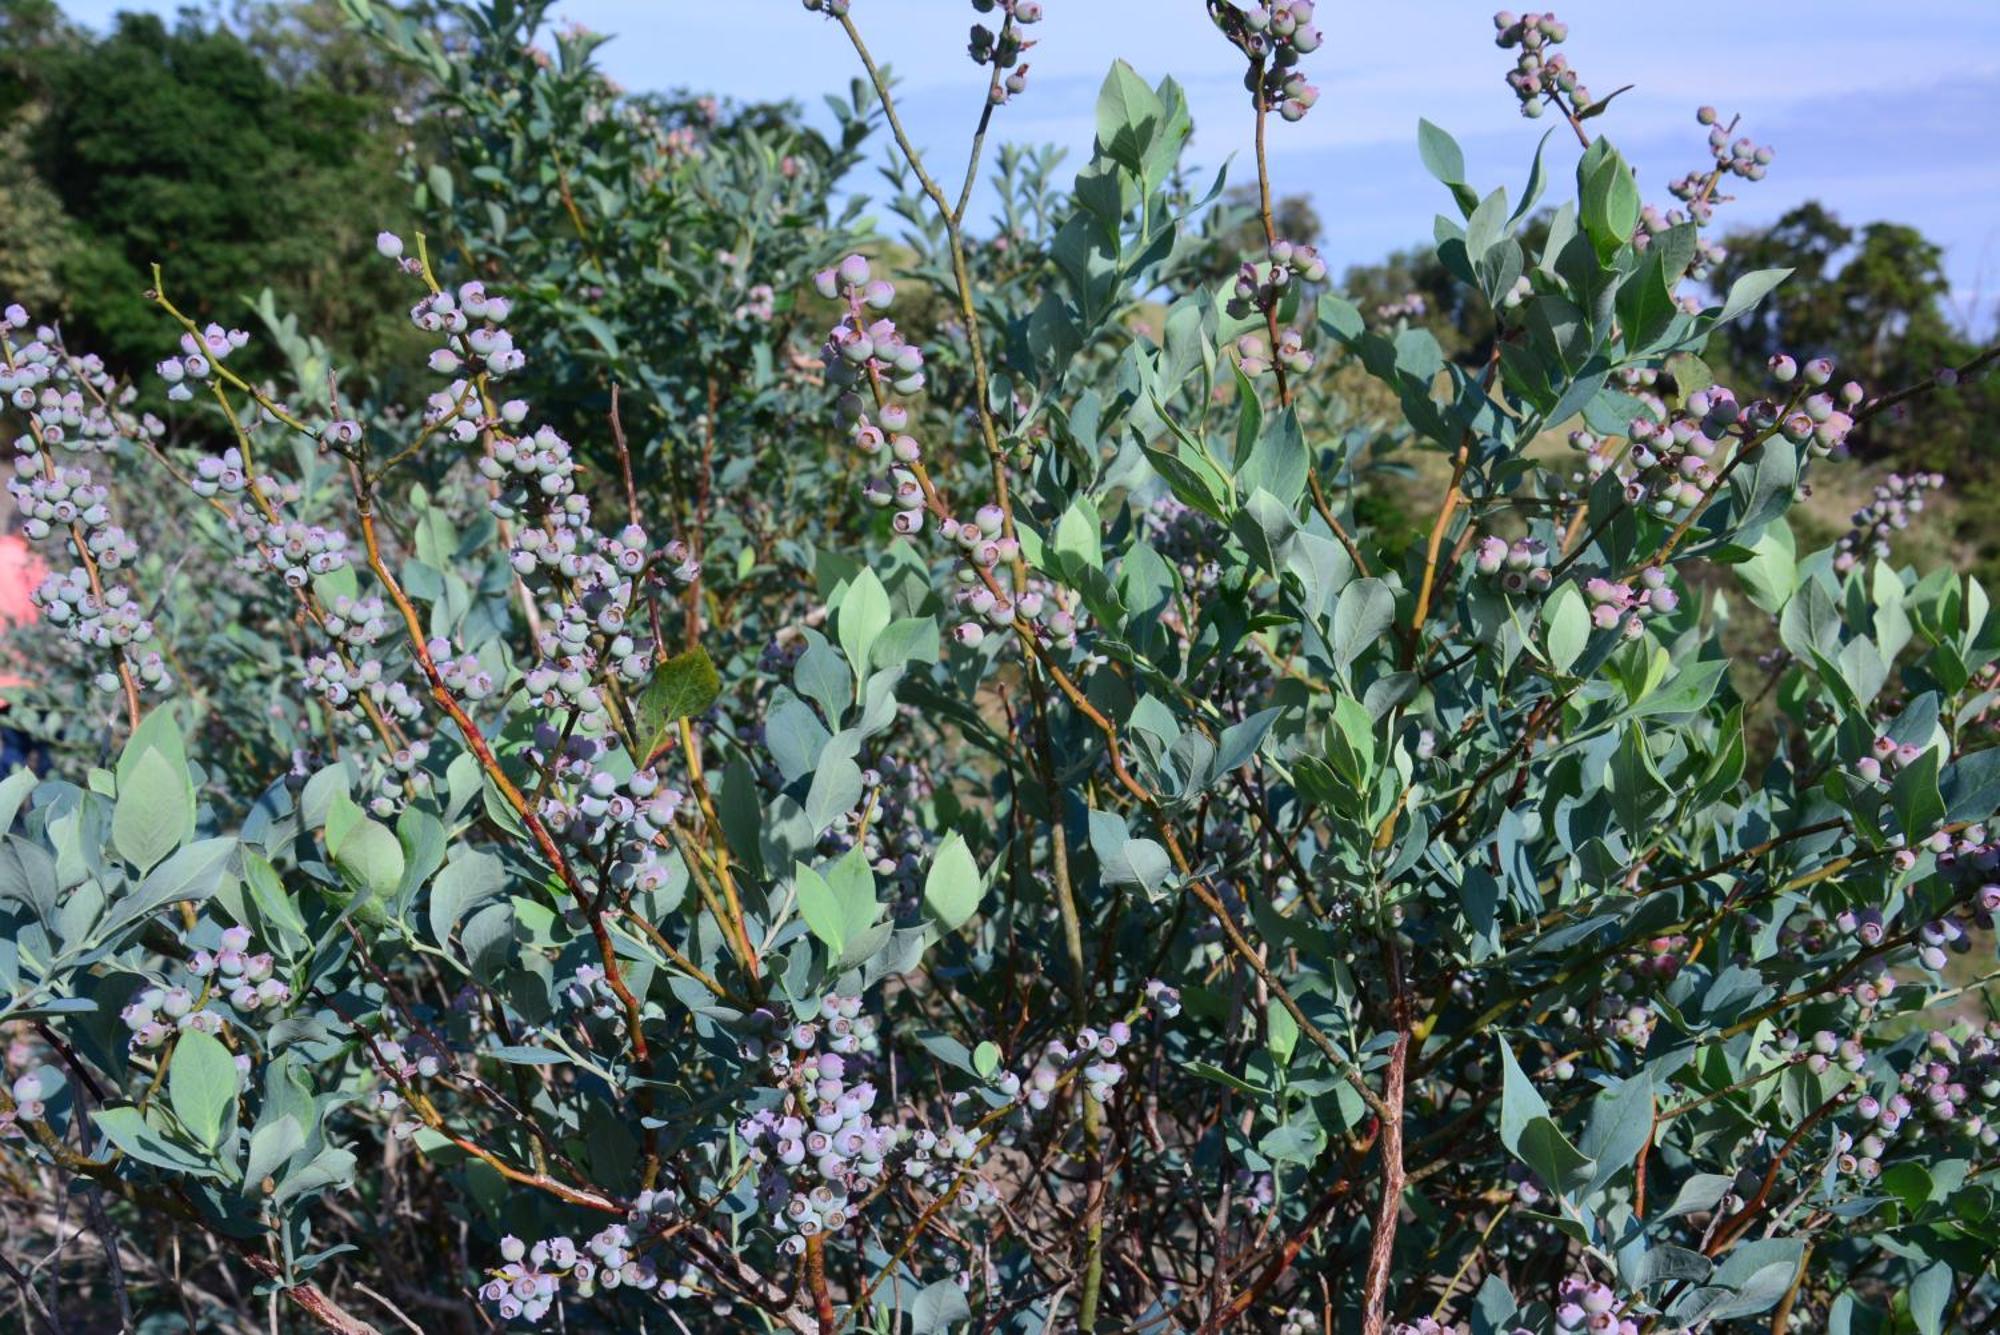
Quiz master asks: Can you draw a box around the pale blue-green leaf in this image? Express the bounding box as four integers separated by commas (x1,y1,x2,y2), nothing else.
168,1028,239,1150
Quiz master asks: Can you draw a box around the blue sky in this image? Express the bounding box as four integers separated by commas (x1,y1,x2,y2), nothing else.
63,1,2000,331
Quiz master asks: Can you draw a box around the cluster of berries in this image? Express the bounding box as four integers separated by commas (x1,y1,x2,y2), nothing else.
31,567,163,693
1620,387,1743,516
3,310,170,696
968,0,1040,104
817,256,926,397
733,283,775,323
364,1031,456,1127
1493,11,1584,118
4,304,158,456
258,514,353,590
1768,354,1864,458
1677,108,1773,201
818,756,938,917
1228,240,1330,374
1580,566,1679,638
478,1228,666,1324
1229,238,1326,315
1005,1021,1133,1107
9,464,136,567
119,924,289,1052
1776,1027,1868,1078
560,962,625,1020
737,995,900,1256
1209,3,1323,121
511,525,687,729
364,251,697,744
1835,470,1944,573
1234,329,1314,379
0,1071,54,1138
534,755,686,901
1633,107,1775,293
302,594,422,728
817,256,1078,655
377,255,526,380
1472,535,1554,597
1553,1275,1637,1335
1853,732,1943,790
156,322,250,402
1373,293,1429,324
186,437,357,593
900,1111,989,1194
1822,1024,2000,1193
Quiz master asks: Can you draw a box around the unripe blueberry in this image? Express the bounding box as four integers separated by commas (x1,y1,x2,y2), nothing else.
376,231,404,259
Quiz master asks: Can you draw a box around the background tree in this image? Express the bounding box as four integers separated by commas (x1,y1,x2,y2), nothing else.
5,3,416,379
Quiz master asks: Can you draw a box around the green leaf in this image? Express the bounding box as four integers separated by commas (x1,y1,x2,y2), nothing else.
487,1045,568,1065
871,617,939,673
91,1106,221,1177
1910,1262,1951,1335
1517,1115,1596,1198
805,739,863,836
1265,998,1299,1068
116,706,187,793
1660,1172,1734,1218
272,1144,355,1205
794,862,845,958
1941,747,2000,824
1608,722,1670,838
635,645,721,760
1498,1040,1596,1197
429,847,507,950
243,1114,305,1191
168,1028,239,1150
1889,745,1945,844
1542,583,1589,675
1579,1071,1653,1192
972,1041,1001,1080
330,815,404,898
243,851,308,944
1579,144,1640,261
837,569,892,686
97,837,235,944
1259,1117,1326,1165
909,1278,972,1335
1095,59,1164,174
1053,496,1103,574
1632,658,1727,719
1087,808,1172,898
1735,518,1798,614
923,831,983,932
1716,267,1791,323
0,768,35,834
1330,578,1395,678
112,744,192,873
1184,1059,1271,1096
1417,117,1466,188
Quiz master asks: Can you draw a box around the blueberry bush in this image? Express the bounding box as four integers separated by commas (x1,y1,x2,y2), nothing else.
3,2,1999,1331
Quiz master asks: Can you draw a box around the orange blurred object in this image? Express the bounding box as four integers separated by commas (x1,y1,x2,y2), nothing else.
0,532,48,701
